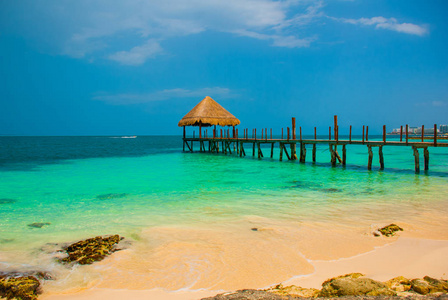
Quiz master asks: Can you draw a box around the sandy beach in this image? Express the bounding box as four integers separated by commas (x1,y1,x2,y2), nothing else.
39,222,448,300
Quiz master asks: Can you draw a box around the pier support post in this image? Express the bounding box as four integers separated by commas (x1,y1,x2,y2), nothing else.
257,143,264,158
270,143,274,158
312,144,316,163
253,142,256,156
300,143,306,163
379,146,384,170
240,142,246,157
183,126,186,152
279,143,283,161
367,146,373,170
334,146,342,163
424,147,429,171
413,147,420,173
330,145,336,166
342,145,346,166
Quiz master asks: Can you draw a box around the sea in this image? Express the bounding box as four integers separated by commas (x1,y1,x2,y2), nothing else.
1,135,448,293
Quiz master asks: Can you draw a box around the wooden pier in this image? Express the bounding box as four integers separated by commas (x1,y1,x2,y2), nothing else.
182,116,447,173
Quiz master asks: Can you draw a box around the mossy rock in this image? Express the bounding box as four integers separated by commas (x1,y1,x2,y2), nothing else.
319,274,396,297
0,275,40,300
385,276,411,292
321,273,365,286
379,224,403,237
60,234,123,265
264,283,319,298
424,276,448,293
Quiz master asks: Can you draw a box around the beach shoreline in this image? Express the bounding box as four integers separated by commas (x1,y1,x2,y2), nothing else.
40,235,448,300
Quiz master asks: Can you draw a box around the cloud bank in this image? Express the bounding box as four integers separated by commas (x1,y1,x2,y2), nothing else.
1,0,429,66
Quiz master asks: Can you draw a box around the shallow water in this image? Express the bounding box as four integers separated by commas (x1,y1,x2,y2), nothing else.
1,136,448,293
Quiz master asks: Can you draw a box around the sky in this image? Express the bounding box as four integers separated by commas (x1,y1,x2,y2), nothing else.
0,0,447,136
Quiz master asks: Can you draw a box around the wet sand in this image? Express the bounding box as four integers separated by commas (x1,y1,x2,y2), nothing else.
40,219,448,300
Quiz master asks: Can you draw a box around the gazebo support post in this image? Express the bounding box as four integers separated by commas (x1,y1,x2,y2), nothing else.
183,126,186,151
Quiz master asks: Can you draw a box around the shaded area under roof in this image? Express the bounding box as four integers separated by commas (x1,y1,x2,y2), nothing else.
178,96,240,127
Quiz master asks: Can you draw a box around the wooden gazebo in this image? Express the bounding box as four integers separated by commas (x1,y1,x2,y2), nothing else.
178,96,240,139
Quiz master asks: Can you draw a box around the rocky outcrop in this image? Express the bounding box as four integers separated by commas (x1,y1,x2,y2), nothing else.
204,274,448,300
385,276,412,292
378,224,403,237
411,277,448,295
264,283,319,298
202,289,290,300
59,235,124,265
319,273,396,297
0,275,40,300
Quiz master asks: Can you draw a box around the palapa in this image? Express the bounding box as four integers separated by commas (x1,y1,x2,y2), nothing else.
178,96,240,127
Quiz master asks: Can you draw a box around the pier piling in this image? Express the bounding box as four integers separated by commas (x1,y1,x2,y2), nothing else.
181,116,445,173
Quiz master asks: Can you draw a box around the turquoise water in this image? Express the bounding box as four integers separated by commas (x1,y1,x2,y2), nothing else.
1,136,448,291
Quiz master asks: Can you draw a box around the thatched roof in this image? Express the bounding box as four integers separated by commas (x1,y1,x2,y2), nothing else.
178,96,240,127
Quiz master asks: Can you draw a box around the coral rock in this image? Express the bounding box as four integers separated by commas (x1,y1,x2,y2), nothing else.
60,235,123,265
423,276,448,293
379,224,403,237
319,273,396,297
385,276,411,292
0,275,40,300
265,283,319,298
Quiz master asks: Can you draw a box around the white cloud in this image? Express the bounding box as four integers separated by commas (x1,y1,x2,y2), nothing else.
336,16,428,36
415,101,447,107
233,30,314,48
3,0,429,65
94,87,234,105
4,0,324,65
432,101,447,107
109,39,163,66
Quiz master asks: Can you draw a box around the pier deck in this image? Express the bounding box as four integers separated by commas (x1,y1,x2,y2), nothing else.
181,116,446,173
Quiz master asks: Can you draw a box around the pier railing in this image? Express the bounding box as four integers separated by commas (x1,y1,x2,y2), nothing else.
182,116,447,173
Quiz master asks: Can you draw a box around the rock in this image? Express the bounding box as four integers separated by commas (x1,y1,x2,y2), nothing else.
0,275,40,300
201,289,286,300
0,198,16,205
251,228,258,231
264,283,319,298
379,224,403,237
27,223,51,229
321,273,365,286
0,271,53,281
322,188,342,193
319,273,396,297
424,276,448,293
59,235,123,265
385,276,411,292
96,193,128,200
373,230,382,237
411,279,431,295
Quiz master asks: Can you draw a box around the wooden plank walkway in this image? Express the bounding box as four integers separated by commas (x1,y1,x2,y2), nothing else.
181,117,447,173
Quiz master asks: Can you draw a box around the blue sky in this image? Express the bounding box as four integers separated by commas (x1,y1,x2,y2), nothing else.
0,0,447,135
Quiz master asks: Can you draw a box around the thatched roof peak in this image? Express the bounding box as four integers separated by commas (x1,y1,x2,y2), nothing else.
178,96,240,127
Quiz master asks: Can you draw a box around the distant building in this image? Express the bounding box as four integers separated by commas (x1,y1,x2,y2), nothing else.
390,126,442,134
440,125,448,134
